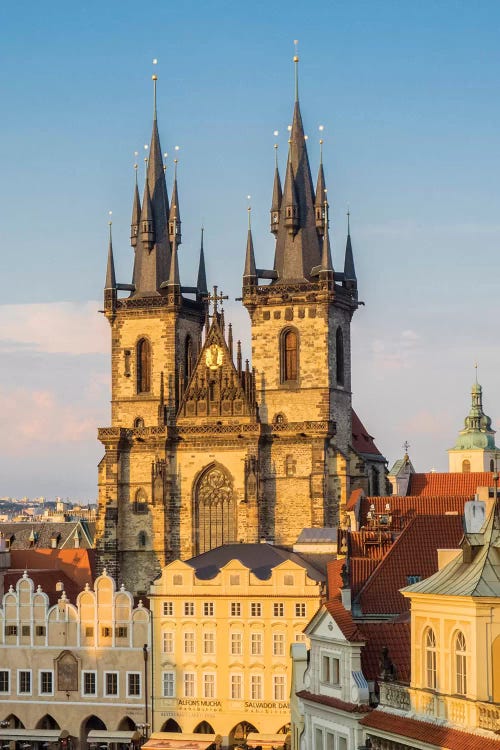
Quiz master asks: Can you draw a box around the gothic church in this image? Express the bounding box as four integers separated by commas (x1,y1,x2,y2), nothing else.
96,61,386,593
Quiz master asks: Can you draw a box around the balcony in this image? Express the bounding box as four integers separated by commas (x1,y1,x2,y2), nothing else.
379,682,411,712
478,702,500,732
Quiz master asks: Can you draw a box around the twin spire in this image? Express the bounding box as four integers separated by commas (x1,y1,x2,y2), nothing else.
107,74,207,303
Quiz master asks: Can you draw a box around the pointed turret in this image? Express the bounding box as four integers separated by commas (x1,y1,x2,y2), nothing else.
320,202,333,278
272,54,321,282
343,211,357,288
130,168,141,248
243,208,257,287
270,145,282,236
196,227,208,299
104,222,117,313
169,160,182,246
315,142,327,235
131,73,171,297
167,235,180,288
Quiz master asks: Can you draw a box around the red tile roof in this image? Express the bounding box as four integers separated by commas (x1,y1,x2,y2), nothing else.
346,487,363,512
409,472,494,497
349,531,393,559
3,570,83,605
359,622,411,683
356,515,464,615
352,410,384,457
325,597,365,642
359,495,469,528
361,709,500,749
5,549,96,605
350,558,379,597
297,690,371,714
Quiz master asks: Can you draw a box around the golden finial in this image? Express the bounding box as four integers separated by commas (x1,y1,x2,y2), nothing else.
134,151,139,183
347,204,351,234
293,40,299,101
474,362,478,384
319,125,324,163
247,195,252,229
108,210,112,227
152,59,158,117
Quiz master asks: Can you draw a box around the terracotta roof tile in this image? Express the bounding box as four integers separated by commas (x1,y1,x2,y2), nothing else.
324,597,365,642
346,488,363,512
360,495,469,528
361,709,500,749
359,621,411,683
356,515,464,615
349,531,393,558
297,690,371,714
409,472,494,497
352,410,384,457
350,558,379,597
3,569,84,606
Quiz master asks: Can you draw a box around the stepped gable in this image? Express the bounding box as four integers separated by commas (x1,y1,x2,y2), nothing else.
360,711,500,750
351,410,384,457
355,515,464,615
177,309,256,421
408,471,494,496
358,494,470,528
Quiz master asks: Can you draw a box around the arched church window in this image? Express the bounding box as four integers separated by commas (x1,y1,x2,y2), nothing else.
194,466,235,554
462,459,471,474
425,628,437,690
490,459,495,472
281,328,298,383
455,631,467,695
185,336,194,380
138,531,147,548
336,327,344,386
136,338,151,394
134,417,145,429
133,489,148,514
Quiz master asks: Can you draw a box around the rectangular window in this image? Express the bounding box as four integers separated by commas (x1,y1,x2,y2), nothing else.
184,632,195,654
251,633,263,656
18,670,31,695
0,671,9,694
273,603,284,617
184,672,196,698
105,672,118,696
40,671,53,695
35,625,46,637
295,603,306,617
163,601,174,616
314,728,323,750
273,674,286,701
83,671,97,696
273,633,285,656
85,626,94,638
203,602,214,617
250,602,262,617
230,602,241,617
115,626,128,638
162,631,174,654
101,626,112,637
284,574,294,586
230,673,242,700
230,574,240,585
162,671,175,698
338,738,347,750
321,655,340,685
325,734,335,750
231,632,242,655
173,574,183,586
203,673,215,698
21,625,30,637
250,674,262,700
5,625,17,636
203,632,215,655
295,633,307,642
127,672,141,697
184,602,195,616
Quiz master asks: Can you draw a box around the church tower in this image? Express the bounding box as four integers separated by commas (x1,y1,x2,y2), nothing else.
242,53,359,542
448,378,499,473
96,75,207,592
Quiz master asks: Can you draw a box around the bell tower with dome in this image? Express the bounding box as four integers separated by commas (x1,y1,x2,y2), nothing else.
448,379,499,473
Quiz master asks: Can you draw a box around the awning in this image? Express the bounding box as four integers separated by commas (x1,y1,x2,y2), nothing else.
87,731,141,744
0,730,70,741
246,733,289,749
143,733,216,750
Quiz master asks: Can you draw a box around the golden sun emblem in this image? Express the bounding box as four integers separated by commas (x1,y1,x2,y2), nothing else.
205,344,223,371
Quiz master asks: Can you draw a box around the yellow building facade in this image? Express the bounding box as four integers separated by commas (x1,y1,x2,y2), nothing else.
148,545,325,746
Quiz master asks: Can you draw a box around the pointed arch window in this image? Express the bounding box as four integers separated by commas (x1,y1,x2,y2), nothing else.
336,327,345,386
194,466,236,554
455,631,467,695
137,338,151,394
185,336,194,380
281,328,299,383
425,628,437,690
133,489,148,515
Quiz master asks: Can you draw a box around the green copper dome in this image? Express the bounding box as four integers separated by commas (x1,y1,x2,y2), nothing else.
452,382,497,450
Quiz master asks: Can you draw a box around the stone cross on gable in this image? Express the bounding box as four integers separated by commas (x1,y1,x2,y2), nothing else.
203,285,228,316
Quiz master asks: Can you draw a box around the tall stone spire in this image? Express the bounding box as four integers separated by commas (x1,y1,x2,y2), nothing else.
131,73,171,297
105,221,116,290
273,54,321,282
169,159,182,246
270,144,282,236
196,227,208,299
320,202,333,276
315,140,327,236
343,210,357,286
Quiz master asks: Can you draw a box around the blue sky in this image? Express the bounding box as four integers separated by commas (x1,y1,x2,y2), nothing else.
1,1,500,499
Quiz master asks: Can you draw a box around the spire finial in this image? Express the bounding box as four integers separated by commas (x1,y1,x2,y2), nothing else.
152,58,158,120
163,152,168,174
247,195,252,229
474,362,478,384
273,131,279,167
134,151,139,185
293,40,299,102
319,125,324,164
347,206,351,235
